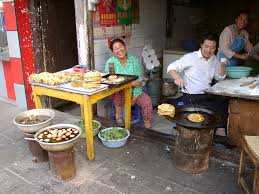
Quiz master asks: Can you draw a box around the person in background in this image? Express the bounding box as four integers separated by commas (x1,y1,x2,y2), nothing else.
218,10,253,66
167,33,228,129
105,39,153,128
250,42,259,61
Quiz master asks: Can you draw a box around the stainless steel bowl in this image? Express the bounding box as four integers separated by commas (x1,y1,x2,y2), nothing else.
13,109,55,134
162,81,178,97
34,124,82,152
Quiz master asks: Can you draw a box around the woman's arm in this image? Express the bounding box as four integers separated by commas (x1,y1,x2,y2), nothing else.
243,31,253,54
131,57,143,87
131,80,142,87
104,58,112,73
250,42,259,61
254,55,259,62
233,52,249,60
219,27,236,59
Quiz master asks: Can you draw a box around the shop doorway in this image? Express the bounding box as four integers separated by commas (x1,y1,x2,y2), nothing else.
29,0,78,107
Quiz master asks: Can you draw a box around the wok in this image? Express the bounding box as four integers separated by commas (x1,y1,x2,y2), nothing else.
165,106,223,129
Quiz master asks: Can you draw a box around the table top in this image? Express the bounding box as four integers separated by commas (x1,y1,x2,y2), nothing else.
30,81,109,95
206,77,259,101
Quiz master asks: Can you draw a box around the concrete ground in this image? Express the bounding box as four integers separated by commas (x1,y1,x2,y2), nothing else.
0,100,245,194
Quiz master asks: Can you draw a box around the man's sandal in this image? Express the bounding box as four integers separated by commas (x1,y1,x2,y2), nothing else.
115,118,125,127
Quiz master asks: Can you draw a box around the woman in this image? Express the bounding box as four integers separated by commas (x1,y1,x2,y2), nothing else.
105,39,153,128
218,10,253,66
250,42,259,61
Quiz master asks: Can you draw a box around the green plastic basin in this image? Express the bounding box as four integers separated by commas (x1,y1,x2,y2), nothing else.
226,66,252,78
75,120,101,138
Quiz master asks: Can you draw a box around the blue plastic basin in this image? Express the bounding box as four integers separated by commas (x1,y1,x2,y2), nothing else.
226,66,252,78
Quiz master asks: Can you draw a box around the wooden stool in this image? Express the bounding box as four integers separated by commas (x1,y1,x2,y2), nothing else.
238,136,259,194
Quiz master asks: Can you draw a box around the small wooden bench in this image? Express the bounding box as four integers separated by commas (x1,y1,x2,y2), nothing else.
238,136,259,194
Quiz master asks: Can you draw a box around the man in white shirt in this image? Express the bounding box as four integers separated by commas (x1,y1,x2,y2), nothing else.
167,33,228,128
168,34,226,93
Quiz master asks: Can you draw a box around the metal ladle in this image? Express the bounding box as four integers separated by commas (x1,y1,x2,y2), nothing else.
182,85,200,114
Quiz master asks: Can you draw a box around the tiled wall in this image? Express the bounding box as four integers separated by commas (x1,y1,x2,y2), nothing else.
1,0,27,109
96,0,167,117
94,0,166,71
0,61,7,97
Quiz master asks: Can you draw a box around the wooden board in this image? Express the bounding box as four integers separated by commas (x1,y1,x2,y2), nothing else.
245,136,259,161
228,99,259,147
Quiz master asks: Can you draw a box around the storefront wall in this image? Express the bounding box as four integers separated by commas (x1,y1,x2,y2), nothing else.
94,0,167,72
1,0,167,110
1,0,27,109
95,0,167,117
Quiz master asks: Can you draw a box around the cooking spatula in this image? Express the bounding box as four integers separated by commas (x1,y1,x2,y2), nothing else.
182,86,200,114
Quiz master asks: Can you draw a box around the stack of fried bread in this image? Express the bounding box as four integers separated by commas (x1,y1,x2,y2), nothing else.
70,72,84,87
29,72,70,85
157,103,175,118
83,71,102,89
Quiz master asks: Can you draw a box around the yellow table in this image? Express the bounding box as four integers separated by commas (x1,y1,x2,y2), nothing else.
31,83,132,161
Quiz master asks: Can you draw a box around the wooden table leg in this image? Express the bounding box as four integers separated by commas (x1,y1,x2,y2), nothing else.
253,165,259,194
83,95,95,161
124,86,131,130
32,86,42,108
80,104,84,119
238,149,246,187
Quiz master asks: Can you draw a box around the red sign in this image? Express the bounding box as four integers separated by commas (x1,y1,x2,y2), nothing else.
98,0,118,26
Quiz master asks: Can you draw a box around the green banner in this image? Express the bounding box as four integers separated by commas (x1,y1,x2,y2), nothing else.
116,0,132,25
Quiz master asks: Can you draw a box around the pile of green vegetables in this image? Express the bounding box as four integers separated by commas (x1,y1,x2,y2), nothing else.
75,120,101,137
100,127,128,140
75,120,100,130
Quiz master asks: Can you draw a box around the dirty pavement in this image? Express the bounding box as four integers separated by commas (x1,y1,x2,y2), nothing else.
0,100,243,194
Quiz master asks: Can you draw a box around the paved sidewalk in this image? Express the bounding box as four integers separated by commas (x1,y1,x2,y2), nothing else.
0,100,244,194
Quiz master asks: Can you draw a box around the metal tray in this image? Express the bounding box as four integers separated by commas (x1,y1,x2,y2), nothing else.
101,74,138,88
29,81,68,88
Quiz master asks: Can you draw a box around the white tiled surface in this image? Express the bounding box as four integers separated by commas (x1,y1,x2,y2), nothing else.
14,83,27,110
150,110,174,135
6,31,21,58
67,103,174,135
152,122,174,135
0,61,8,97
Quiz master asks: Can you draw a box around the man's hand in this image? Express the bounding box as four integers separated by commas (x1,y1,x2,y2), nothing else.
220,58,228,65
169,70,185,87
174,78,185,87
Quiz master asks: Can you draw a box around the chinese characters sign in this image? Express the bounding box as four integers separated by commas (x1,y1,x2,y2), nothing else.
117,0,132,25
99,0,118,26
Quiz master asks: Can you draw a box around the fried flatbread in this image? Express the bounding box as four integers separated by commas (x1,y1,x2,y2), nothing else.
108,75,118,81
187,113,205,123
157,103,175,118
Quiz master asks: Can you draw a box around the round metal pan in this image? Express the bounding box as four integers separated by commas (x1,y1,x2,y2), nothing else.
165,106,223,129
